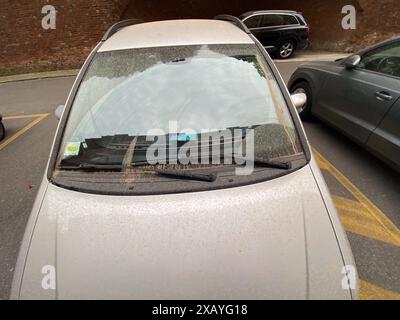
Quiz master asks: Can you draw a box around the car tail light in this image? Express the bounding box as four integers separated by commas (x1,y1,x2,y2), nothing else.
307,25,311,33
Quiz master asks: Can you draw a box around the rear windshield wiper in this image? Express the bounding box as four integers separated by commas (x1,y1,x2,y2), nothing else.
154,168,217,182
57,163,123,171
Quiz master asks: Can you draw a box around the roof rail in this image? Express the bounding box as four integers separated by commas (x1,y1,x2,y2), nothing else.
214,14,251,34
102,19,145,41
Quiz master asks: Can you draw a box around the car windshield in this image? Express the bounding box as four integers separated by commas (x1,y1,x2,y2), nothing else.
54,43,305,193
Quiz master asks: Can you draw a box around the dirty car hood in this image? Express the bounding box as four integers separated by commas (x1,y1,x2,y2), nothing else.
19,165,348,299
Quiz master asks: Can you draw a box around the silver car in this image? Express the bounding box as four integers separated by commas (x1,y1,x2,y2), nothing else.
11,16,358,299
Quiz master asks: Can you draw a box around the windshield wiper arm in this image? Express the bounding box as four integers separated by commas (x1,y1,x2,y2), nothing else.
57,163,123,171
154,168,217,182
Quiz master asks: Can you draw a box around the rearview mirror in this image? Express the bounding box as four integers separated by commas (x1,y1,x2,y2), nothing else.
291,93,307,112
55,105,64,120
345,55,361,69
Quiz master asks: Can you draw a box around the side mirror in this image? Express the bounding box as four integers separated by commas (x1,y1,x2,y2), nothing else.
291,93,307,112
55,105,64,120
345,55,361,69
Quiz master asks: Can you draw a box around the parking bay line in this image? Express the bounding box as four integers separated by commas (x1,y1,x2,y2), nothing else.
313,148,400,247
0,113,49,151
3,113,49,120
359,280,400,300
313,148,400,299
333,195,400,246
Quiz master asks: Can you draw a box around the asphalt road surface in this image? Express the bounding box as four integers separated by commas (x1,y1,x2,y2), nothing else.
0,61,399,300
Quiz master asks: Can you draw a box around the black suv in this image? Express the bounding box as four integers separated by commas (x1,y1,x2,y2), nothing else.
240,10,310,59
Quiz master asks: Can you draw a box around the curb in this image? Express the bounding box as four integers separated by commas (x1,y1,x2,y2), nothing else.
273,52,349,63
0,69,79,84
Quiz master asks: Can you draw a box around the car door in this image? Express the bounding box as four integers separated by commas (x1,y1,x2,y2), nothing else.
316,40,400,145
366,91,400,170
244,14,285,50
256,14,285,49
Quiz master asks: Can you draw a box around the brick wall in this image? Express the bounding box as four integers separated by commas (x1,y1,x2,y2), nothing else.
0,0,398,76
352,0,400,49
0,0,128,76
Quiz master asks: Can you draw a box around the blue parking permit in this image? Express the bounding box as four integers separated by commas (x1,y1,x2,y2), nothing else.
170,133,198,142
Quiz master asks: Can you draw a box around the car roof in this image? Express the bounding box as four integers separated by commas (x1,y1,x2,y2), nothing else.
99,19,254,52
240,10,301,18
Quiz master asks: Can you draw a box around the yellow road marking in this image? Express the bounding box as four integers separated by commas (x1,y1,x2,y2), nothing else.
334,196,400,246
313,148,400,246
359,280,400,300
313,148,400,299
315,158,330,171
0,113,49,151
3,113,49,120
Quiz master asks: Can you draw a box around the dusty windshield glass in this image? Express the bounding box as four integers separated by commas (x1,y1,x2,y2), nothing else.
56,44,303,178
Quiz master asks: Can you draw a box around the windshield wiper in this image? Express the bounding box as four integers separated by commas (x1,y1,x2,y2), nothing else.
235,157,292,170
154,168,217,182
57,163,123,171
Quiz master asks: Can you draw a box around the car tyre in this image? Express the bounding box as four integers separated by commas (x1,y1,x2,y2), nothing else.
291,81,313,121
0,121,5,142
278,40,296,59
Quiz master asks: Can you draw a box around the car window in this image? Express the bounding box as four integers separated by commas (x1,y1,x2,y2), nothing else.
54,44,305,194
261,14,284,27
243,15,261,29
358,41,400,78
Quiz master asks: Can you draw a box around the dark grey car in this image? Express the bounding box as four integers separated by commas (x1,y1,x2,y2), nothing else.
289,37,400,172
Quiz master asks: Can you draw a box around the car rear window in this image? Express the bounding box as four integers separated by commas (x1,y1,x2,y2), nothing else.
282,15,299,25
